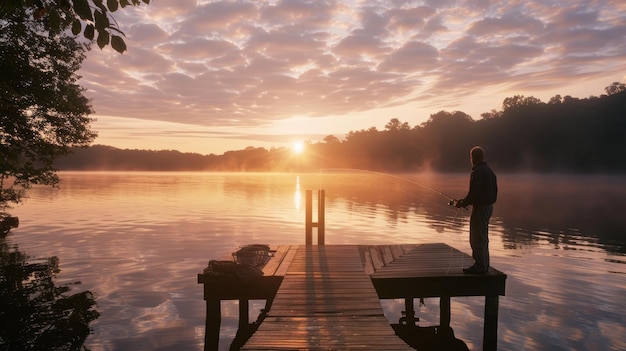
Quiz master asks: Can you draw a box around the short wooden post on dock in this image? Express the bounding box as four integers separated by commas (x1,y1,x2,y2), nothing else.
305,189,325,245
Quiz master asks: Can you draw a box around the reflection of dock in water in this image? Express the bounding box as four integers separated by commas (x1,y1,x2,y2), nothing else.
197,191,507,350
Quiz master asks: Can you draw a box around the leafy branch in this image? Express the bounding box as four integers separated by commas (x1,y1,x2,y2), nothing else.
2,0,150,53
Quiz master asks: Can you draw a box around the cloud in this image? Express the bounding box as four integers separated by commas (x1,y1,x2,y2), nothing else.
378,41,439,72
80,0,626,136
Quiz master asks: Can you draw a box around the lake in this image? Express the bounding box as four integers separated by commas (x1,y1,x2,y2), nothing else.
4,171,626,351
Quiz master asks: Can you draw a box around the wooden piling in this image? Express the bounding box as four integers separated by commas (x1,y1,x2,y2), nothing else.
205,299,220,351
483,295,500,351
317,189,325,245
305,189,325,245
305,190,312,245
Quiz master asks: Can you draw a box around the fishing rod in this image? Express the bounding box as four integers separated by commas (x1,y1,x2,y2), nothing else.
317,168,469,236
318,168,458,202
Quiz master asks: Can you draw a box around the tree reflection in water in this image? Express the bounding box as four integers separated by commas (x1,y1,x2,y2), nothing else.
0,236,99,351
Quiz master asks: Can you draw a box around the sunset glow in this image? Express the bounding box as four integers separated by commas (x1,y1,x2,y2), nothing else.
79,1,626,154
292,141,305,155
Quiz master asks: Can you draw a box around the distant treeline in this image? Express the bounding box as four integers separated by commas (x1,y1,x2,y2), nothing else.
56,89,626,173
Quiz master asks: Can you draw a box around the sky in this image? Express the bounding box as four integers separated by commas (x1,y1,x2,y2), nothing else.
78,0,626,155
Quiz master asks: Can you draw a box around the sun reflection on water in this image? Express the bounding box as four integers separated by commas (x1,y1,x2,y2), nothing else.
294,175,301,210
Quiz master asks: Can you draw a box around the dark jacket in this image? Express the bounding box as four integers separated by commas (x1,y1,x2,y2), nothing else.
461,162,497,207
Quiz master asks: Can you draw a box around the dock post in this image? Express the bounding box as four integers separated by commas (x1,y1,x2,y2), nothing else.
305,189,325,245
402,297,416,325
305,190,313,245
318,189,325,245
440,296,451,328
205,299,220,351
239,299,249,331
483,295,499,351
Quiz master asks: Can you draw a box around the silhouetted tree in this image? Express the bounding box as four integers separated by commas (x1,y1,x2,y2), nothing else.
323,135,341,144
480,109,502,120
605,82,626,95
0,0,150,53
420,111,475,171
377,119,418,170
1,5,97,210
548,95,563,104
344,127,381,169
502,95,543,111
385,118,411,131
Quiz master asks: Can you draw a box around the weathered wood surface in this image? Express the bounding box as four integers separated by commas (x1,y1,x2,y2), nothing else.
362,243,474,277
241,245,413,350
361,243,507,298
359,243,506,351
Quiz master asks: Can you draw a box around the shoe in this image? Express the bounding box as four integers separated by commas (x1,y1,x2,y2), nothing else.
462,266,487,274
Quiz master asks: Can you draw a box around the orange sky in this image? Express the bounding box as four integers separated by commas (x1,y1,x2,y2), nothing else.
79,0,626,155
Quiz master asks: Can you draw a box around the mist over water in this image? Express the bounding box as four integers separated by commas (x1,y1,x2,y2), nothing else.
6,172,626,351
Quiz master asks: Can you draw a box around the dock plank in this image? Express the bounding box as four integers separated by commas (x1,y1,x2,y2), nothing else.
274,245,303,276
262,245,291,276
368,246,384,271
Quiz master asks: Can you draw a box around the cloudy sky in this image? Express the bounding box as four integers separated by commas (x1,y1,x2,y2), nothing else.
79,0,626,154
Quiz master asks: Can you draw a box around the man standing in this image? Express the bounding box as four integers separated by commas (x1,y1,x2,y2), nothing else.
455,146,498,274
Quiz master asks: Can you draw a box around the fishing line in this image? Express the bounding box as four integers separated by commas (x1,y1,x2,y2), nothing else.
317,167,467,228
318,168,471,271
318,168,456,201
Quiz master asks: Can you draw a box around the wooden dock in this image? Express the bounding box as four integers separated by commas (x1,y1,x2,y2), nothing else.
198,243,506,351
198,190,506,350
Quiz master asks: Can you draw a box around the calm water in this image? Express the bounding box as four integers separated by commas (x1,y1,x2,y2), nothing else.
5,171,626,351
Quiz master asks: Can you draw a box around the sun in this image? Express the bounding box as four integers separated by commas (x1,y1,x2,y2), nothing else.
292,141,305,154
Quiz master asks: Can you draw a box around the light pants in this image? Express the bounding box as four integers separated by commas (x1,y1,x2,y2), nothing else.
469,205,493,271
